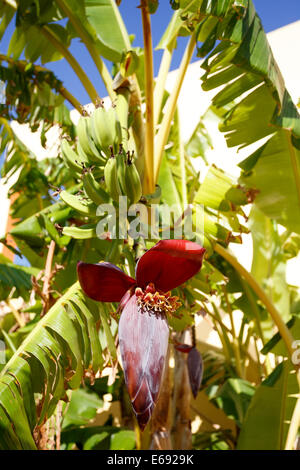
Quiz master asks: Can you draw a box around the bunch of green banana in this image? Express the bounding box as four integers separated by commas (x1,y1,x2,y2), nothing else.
77,116,106,165
114,147,143,205
91,107,122,158
104,146,142,205
104,154,122,203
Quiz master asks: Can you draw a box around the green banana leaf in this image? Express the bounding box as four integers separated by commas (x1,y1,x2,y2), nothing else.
240,131,300,234
85,0,130,62
249,206,290,338
62,388,103,429
0,254,39,301
237,360,298,450
198,0,300,233
0,282,108,450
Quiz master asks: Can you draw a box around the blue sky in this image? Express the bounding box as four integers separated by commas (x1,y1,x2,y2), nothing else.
67,0,300,104
52,0,300,105
1,1,298,106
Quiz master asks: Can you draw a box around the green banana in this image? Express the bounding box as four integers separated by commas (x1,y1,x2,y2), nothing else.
49,207,74,224
82,170,110,205
60,190,97,216
116,146,127,195
77,116,105,164
62,224,97,239
61,139,87,173
104,156,122,203
124,158,142,205
91,107,122,157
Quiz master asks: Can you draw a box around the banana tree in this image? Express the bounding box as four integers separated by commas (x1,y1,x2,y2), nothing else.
0,0,299,451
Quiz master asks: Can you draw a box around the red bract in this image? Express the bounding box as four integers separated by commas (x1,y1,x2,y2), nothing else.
174,343,194,353
175,343,204,398
187,347,203,399
77,239,206,430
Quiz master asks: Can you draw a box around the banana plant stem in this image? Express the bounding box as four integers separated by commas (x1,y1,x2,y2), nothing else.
178,114,188,207
40,26,99,105
154,40,176,128
53,0,115,102
58,86,84,114
215,242,300,450
140,0,155,194
222,285,243,378
212,302,234,361
154,33,196,183
239,275,265,343
215,243,296,359
285,396,300,450
7,299,25,328
42,240,56,315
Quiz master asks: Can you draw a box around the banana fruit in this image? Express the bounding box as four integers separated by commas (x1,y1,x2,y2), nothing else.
62,224,97,239
61,139,87,173
124,155,142,205
91,107,122,157
116,145,127,195
77,116,106,164
104,155,122,203
60,190,97,217
82,170,110,205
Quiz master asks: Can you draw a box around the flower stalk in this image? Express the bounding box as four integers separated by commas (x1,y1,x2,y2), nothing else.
154,33,196,183
154,39,176,128
140,0,155,194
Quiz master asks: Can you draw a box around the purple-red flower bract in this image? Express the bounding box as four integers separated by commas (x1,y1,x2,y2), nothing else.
187,347,203,398
77,239,206,430
175,343,204,398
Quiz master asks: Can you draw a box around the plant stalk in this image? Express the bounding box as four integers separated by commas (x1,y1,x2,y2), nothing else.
7,299,25,328
178,114,188,207
215,243,296,359
154,33,196,183
42,240,56,315
154,40,176,128
140,0,155,194
53,0,115,102
285,395,300,450
222,286,243,378
215,242,300,449
40,26,99,104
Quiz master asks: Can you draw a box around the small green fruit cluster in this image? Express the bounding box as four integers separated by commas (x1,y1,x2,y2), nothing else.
60,106,143,238
104,146,142,205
